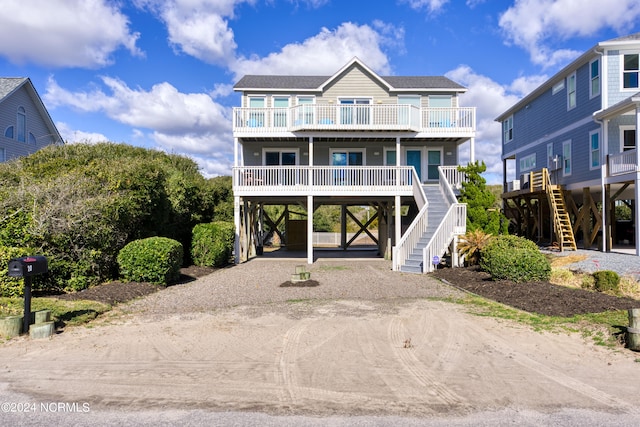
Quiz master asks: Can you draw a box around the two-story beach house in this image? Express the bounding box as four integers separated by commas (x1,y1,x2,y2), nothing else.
1,78,62,161
232,58,474,272
498,33,640,255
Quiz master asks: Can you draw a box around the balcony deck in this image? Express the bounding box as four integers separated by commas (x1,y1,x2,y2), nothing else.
233,166,416,197
233,105,475,136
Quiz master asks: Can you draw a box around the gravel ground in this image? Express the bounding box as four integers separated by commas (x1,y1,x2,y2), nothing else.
545,248,640,279
122,257,464,317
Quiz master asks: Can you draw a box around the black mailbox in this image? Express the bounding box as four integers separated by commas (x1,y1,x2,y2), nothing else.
8,255,48,278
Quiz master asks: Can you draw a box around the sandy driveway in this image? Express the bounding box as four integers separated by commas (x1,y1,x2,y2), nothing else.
1,258,640,425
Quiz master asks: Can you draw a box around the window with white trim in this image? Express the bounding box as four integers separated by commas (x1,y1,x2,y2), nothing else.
17,106,26,142
621,126,636,151
589,130,600,169
567,72,576,110
562,140,572,176
247,96,265,127
623,53,639,89
519,153,536,172
547,143,554,168
503,115,513,143
590,59,600,98
552,80,564,95
296,96,315,125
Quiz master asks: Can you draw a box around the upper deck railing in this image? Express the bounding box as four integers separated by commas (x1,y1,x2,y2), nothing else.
232,166,415,196
608,149,639,176
233,105,475,134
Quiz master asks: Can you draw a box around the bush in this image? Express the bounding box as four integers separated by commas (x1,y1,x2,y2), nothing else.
0,246,36,297
0,142,223,290
479,235,551,283
191,221,235,267
457,229,493,266
592,270,620,293
117,237,183,285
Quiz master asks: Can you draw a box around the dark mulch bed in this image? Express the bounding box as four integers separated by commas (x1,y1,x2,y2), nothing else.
53,266,216,305
431,265,640,317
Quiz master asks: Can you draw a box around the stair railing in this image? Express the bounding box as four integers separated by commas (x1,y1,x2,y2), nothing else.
392,168,428,271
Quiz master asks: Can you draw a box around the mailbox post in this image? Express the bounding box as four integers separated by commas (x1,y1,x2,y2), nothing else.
8,256,48,335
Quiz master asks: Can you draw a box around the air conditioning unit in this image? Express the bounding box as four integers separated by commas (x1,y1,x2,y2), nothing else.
507,180,521,192
520,173,530,189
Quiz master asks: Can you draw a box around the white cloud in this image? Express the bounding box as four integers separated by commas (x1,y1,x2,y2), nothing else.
499,0,640,68
231,22,396,78
0,0,141,68
134,0,253,66
402,0,450,14
44,77,234,177
56,122,110,144
446,65,547,183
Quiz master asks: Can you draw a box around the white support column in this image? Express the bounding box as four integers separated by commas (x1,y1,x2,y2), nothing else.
395,195,401,253
234,196,241,264
635,107,640,256
233,137,239,167
469,137,475,164
600,119,608,252
307,195,314,264
308,136,314,185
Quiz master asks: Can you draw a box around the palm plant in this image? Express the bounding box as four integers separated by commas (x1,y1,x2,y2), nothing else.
457,229,493,266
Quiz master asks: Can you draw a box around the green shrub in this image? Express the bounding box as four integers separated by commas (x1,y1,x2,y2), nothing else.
479,235,551,282
592,270,620,293
0,246,37,297
117,237,183,285
191,221,235,267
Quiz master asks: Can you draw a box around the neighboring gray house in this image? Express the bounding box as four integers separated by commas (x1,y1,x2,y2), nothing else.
232,58,476,272
497,33,640,255
0,78,62,162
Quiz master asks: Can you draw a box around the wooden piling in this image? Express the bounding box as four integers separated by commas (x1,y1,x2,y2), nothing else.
628,309,640,351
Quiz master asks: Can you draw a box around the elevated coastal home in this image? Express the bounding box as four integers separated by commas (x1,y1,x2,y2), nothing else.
232,58,475,272
497,33,640,255
1,78,62,161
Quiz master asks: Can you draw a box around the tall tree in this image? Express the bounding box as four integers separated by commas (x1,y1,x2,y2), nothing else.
458,161,508,235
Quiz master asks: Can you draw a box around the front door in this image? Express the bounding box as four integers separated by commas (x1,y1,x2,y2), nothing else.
427,150,442,181
407,150,422,181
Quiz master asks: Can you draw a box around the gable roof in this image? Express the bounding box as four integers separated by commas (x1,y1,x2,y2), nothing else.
496,32,640,121
234,57,466,93
0,77,27,100
0,77,63,144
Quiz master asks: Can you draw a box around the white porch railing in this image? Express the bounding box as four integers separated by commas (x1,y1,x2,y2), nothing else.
392,166,466,273
233,105,475,134
421,204,467,273
439,166,467,192
233,166,414,196
608,150,639,176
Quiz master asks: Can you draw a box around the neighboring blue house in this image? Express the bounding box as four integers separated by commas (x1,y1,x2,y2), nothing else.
0,78,63,162
497,33,640,255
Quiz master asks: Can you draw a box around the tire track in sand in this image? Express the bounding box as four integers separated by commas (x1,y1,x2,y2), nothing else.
388,316,463,406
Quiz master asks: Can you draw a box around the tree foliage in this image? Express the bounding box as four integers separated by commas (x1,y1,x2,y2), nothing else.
458,161,508,235
0,142,227,294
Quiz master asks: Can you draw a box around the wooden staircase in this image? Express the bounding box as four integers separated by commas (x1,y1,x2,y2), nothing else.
544,173,577,251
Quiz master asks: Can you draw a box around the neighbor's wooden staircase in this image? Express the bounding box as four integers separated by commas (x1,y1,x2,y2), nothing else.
543,171,577,251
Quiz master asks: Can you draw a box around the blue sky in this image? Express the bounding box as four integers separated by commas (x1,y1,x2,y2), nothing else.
2,0,640,183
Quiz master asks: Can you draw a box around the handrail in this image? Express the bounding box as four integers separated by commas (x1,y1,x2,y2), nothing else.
392,202,430,271
393,167,467,273
608,149,638,176
233,105,476,133
422,203,467,273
